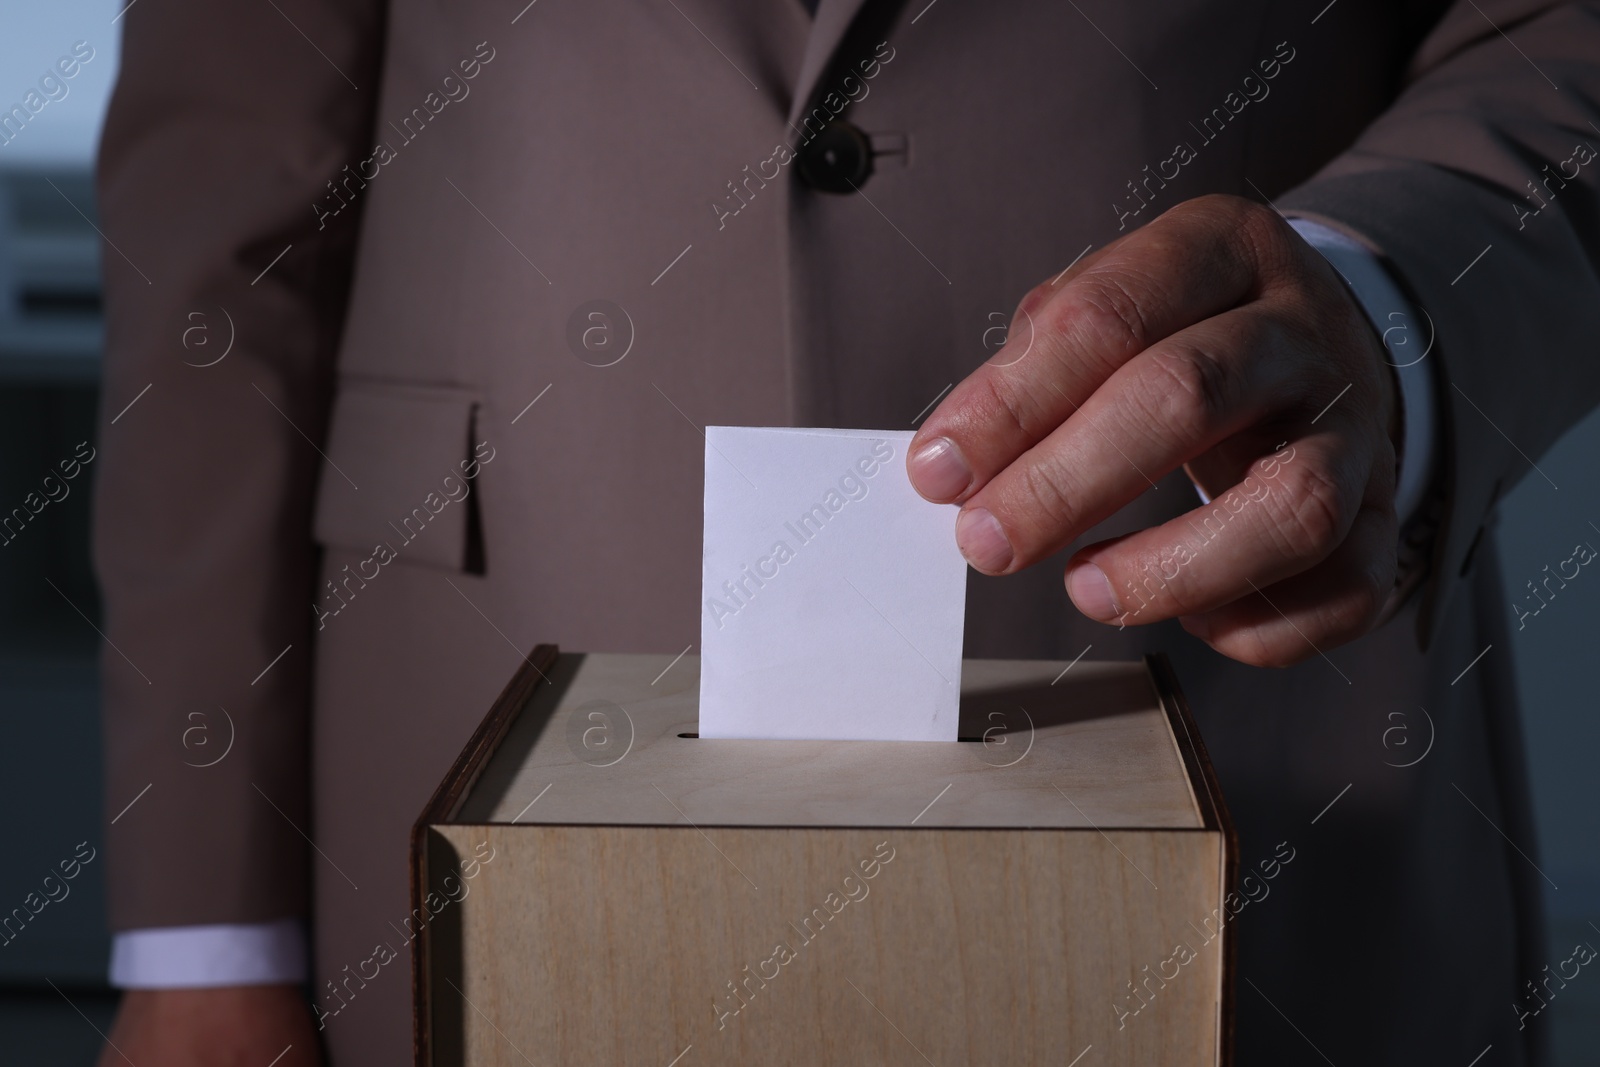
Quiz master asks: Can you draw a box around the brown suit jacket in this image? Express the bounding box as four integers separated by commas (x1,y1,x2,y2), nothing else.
94,0,1600,1062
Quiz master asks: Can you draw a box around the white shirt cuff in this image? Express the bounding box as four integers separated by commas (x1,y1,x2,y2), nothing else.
1289,217,1437,528
109,918,308,989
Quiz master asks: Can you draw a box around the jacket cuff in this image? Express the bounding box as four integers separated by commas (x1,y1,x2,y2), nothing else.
108,917,307,989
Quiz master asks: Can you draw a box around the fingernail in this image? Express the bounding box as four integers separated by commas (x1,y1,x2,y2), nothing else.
908,437,972,502
1066,561,1119,622
956,507,1012,573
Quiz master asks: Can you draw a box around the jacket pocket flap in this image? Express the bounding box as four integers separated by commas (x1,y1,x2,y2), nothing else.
312,379,486,573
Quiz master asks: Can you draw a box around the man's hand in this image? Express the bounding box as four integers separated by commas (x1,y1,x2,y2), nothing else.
98,986,324,1067
908,194,1401,667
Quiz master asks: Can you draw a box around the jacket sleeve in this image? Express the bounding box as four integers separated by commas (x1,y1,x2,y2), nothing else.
1278,0,1600,646
94,0,384,929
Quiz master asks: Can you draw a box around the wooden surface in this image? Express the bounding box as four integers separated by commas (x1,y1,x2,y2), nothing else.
427,823,1224,1066
454,653,1204,831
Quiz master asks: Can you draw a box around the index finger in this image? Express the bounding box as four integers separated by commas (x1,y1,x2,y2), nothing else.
906,197,1278,504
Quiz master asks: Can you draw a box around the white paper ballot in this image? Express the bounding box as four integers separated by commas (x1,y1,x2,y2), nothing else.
698,427,968,742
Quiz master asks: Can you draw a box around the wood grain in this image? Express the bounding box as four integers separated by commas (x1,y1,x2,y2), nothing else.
428,823,1224,1066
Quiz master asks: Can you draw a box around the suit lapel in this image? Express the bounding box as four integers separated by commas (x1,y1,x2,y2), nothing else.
787,0,871,128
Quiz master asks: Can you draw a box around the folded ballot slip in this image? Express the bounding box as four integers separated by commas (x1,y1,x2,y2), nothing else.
698,427,967,742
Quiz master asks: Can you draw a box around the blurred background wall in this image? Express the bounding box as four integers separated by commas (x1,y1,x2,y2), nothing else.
1,0,120,1060
0,1,1594,1062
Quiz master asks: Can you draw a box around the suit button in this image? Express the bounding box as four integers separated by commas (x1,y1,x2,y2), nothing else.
796,120,873,193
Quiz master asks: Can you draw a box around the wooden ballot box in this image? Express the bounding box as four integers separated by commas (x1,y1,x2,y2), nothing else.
412,646,1235,1066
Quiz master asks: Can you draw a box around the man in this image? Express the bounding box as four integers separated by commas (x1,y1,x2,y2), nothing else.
92,0,1599,1063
